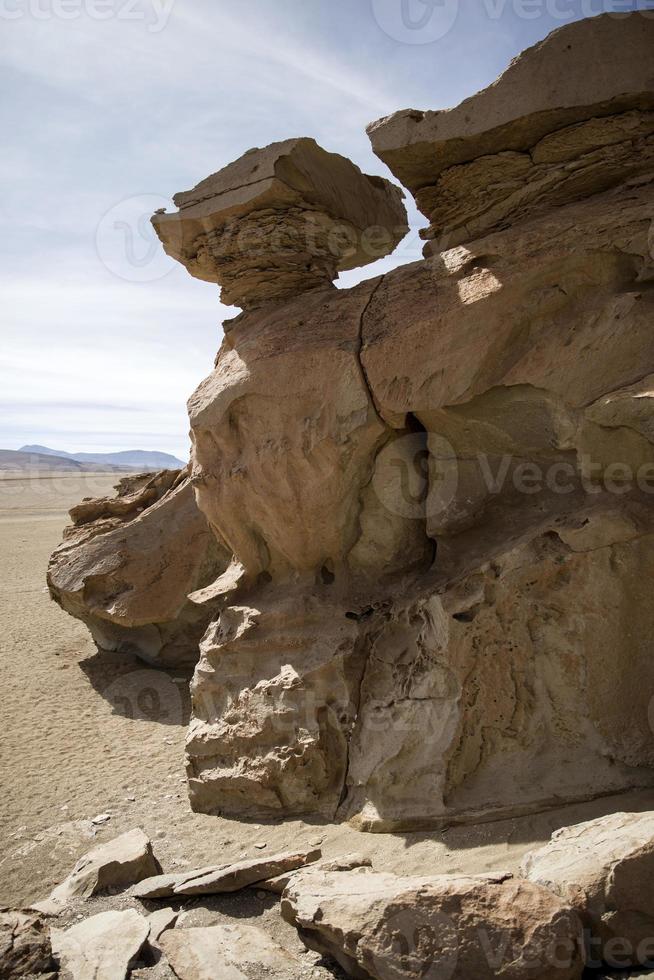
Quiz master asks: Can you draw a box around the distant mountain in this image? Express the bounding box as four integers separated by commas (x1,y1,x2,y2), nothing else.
19,445,186,471
0,450,135,473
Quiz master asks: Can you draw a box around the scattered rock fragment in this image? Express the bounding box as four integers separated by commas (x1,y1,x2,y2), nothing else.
282,869,584,980
0,909,54,978
257,852,372,895
32,829,160,914
522,811,654,968
160,923,300,980
50,909,149,980
173,848,322,897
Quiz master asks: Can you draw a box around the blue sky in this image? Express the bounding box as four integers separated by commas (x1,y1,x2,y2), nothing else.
1,0,651,460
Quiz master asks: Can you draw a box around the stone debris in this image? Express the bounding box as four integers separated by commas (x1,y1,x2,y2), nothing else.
160,923,300,980
50,909,149,980
32,829,160,914
0,909,54,978
257,852,373,895
522,811,654,969
281,869,585,980
152,137,408,309
367,14,654,248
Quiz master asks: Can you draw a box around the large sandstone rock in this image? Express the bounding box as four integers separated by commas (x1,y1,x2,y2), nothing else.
522,812,654,969
51,909,149,980
33,828,161,914
152,138,408,309
0,910,53,978
48,469,228,668
367,13,654,248
281,869,584,979
160,923,300,980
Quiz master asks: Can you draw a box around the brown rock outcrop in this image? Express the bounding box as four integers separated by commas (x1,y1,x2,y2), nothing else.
522,811,654,969
0,910,53,979
152,137,408,309
52,13,654,832
281,869,585,980
48,469,229,667
367,13,654,248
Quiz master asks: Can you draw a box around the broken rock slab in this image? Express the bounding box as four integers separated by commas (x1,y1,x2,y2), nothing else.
32,829,160,914
152,137,408,309
50,909,149,980
522,811,654,969
133,848,321,899
367,13,654,247
160,923,300,980
0,909,54,978
282,869,585,980
256,852,373,895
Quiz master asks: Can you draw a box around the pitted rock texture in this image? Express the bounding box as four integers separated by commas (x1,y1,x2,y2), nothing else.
152,137,408,309
281,870,584,980
367,13,654,248
53,14,654,832
48,469,229,668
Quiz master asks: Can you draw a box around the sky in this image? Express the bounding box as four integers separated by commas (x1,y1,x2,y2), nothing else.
2,0,652,460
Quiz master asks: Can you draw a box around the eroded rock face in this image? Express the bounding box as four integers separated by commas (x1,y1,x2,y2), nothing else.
522,812,654,969
48,469,229,668
367,13,654,248
152,137,408,309
281,870,585,980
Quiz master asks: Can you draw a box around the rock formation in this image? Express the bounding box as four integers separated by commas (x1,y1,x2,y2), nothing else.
48,469,229,668
51,13,654,831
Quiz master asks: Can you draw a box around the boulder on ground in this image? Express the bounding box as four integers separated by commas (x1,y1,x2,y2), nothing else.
32,828,160,914
257,852,372,895
522,811,654,969
367,13,654,247
0,910,54,978
50,909,149,980
152,137,408,308
160,923,300,980
281,869,584,980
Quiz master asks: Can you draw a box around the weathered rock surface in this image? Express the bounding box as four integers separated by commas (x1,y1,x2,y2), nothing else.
282,869,584,979
33,829,160,914
52,14,654,832
152,137,408,309
0,910,53,978
367,13,654,247
160,923,300,980
522,812,654,968
50,909,149,980
257,852,372,894
48,469,228,667
133,848,321,899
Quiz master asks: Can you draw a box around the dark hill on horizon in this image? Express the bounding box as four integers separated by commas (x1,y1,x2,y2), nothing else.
0,450,135,473
19,445,186,470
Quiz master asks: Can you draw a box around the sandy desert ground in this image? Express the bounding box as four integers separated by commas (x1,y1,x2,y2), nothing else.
2,472,654,975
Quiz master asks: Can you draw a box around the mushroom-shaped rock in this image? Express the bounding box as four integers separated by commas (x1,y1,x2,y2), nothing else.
151,137,408,309
367,13,654,249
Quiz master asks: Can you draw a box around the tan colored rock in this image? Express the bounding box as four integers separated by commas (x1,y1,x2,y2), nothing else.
50,909,149,980
48,469,228,668
173,848,322,896
32,829,160,914
522,812,654,968
160,923,300,980
257,852,372,894
281,869,584,980
0,910,53,978
152,138,407,309
367,14,654,247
